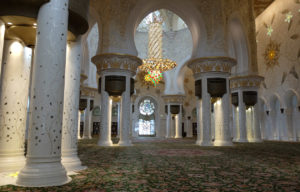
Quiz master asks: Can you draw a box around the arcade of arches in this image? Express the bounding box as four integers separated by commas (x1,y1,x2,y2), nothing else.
0,0,300,191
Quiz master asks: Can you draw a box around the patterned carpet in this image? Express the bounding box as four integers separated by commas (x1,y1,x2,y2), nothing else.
1,138,300,191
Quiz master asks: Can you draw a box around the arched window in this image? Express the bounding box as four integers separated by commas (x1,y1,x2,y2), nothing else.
138,99,155,136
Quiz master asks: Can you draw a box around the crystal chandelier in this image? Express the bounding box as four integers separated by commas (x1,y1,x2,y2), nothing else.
139,13,177,86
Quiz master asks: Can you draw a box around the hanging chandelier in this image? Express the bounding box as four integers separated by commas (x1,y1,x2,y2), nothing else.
138,13,177,86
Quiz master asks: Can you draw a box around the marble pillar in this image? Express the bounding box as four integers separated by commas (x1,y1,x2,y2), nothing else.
232,106,240,141
195,99,202,144
165,105,171,138
78,111,81,139
98,75,113,146
61,40,86,172
17,0,70,187
82,99,92,139
119,75,132,146
0,40,31,172
214,79,233,146
117,103,120,138
196,77,212,146
170,116,175,138
186,117,193,138
0,20,5,78
252,104,262,142
175,106,182,138
236,90,247,142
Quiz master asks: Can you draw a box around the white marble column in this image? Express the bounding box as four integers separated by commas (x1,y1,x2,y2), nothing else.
61,40,86,172
175,106,182,138
236,90,247,142
82,99,92,139
17,0,70,187
117,103,120,138
196,77,212,146
78,111,81,139
119,75,132,146
98,75,113,146
0,20,5,78
214,79,233,146
0,40,31,172
186,117,192,138
165,105,171,138
232,106,239,141
252,104,262,142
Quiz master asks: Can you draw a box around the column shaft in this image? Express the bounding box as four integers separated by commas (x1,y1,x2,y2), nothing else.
197,77,212,146
214,78,233,146
82,99,92,139
78,111,81,139
252,104,262,142
97,75,113,146
0,20,5,78
175,106,182,138
61,40,86,172
119,75,132,146
0,40,31,172
237,90,247,142
17,0,70,187
166,104,171,138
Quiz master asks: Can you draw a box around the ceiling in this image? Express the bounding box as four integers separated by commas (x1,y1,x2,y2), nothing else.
254,0,275,17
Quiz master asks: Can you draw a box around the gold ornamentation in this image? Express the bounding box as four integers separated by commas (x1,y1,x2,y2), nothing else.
188,57,236,74
92,53,142,74
139,13,177,75
230,75,264,90
263,40,280,69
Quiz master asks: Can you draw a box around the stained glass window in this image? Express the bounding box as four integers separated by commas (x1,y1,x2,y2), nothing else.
138,99,155,136
139,99,155,115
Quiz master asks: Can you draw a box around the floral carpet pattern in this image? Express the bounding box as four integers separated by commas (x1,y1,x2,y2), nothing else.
1,138,300,191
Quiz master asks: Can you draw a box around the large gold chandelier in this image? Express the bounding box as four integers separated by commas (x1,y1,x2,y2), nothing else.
138,13,177,86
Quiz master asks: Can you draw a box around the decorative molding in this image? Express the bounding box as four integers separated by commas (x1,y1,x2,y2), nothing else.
80,85,98,98
230,75,264,90
92,53,142,75
162,95,185,104
188,57,236,75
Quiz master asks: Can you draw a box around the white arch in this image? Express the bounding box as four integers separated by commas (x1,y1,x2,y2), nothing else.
228,13,251,75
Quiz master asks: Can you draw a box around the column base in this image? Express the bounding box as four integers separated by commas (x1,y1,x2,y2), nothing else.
165,136,172,138
175,136,182,139
118,140,133,146
16,157,71,187
196,140,213,146
186,135,193,138
234,138,248,143
214,140,233,146
0,152,25,173
62,149,87,172
248,138,262,143
82,135,92,139
97,140,113,147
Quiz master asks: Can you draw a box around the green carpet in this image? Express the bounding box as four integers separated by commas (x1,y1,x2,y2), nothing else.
1,138,300,191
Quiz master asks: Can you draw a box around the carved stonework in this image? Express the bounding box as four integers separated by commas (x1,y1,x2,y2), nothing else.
188,57,236,75
162,95,185,104
80,85,98,98
230,75,264,90
92,53,142,75
80,73,87,84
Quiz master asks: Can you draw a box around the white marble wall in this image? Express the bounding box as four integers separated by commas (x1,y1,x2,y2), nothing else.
256,0,300,141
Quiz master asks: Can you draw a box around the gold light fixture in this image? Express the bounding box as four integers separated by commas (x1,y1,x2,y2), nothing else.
138,12,177,86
